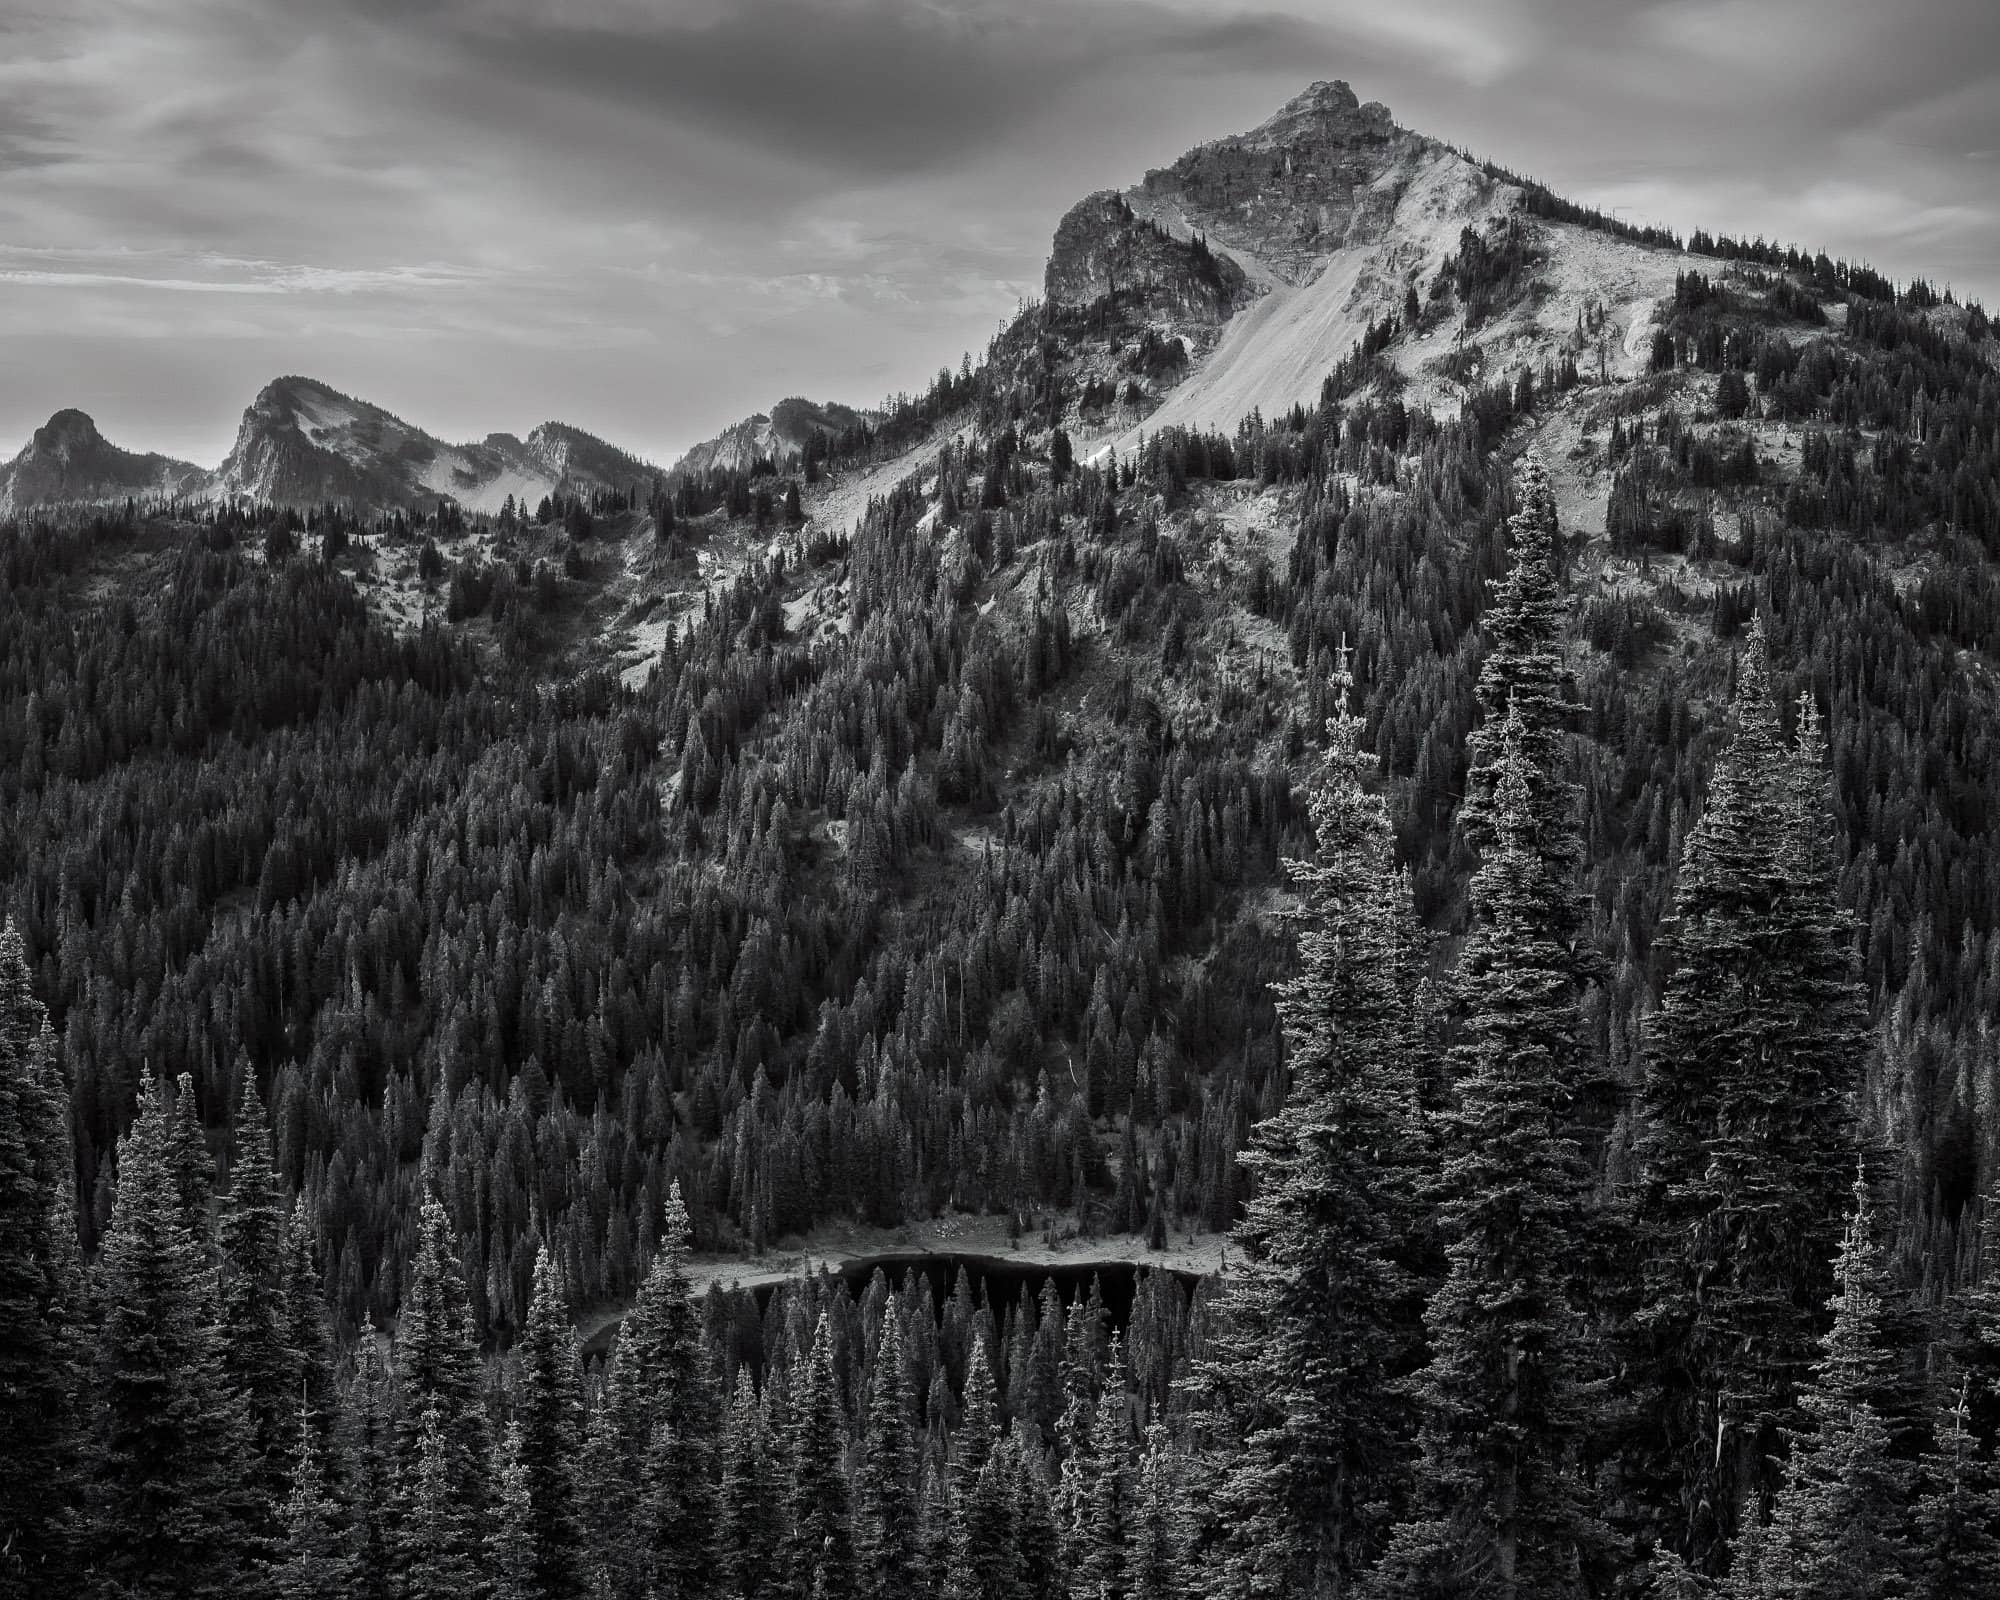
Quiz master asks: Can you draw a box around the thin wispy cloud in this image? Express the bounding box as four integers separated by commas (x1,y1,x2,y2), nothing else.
1,0,1994,465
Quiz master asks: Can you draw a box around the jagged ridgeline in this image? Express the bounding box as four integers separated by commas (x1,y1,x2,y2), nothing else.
2,77,2000,1600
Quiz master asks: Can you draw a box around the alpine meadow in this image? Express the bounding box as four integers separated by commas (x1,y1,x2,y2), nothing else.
6,21,2000,1600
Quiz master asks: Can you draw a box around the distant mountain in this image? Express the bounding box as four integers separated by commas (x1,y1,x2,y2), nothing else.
212,376,659,515
672,396,867,477
0,409,205,517
1,376,662,518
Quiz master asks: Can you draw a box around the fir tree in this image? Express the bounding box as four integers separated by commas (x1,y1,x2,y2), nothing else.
1371,719,1599,1600
1082,1335,1134,1600
1132,1425,1181,1600
88,1074,247,1599
600,1185,722,1600
281,1203,335,1444
1012,1449,1064,1600
1635,621,1864,1562
0,924,83,1599
515,1243,584,1600
948,1444,1021,1600
855,1312,923,1600
488,1419,538,1600
343,1333,398,1600
271,1407,354,1600
393,1195,489,1588
720,1384,780,1600
402,1405,480,1600
1197,652,1420,1596
955,1337,999,1498
1742,1171,1912,1600
1460,452,1574,875
783,1315,854,1600
1911,1379,2000,1600
217,1074,295,1579
166,1070,213,1236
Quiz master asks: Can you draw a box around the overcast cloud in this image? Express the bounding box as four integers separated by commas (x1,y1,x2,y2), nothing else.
2,0,1994,465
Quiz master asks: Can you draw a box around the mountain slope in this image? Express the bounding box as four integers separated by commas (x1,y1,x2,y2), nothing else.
0,410,205,516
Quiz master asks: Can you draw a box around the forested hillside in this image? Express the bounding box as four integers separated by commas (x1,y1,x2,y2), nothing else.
4,83,2000,1600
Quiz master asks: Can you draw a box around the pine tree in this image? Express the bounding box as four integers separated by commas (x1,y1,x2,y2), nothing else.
281,1203,335,1444
88,1074,247,1598
488,1419,538,1600
720,1384,780,1600
955,1337,999,1498
855,1312,922,1600
343,1333,398,1600
588,1184,722,1600
1912,1379,2000,1600
218,1073,295,1578
948,1442,1021,1600
393,1195,488,1588
1081,1335,1134,1600
166,1069,213,1236
1459,452,1574,877
1196,652,1420,1596
1635,621,1864,1562
1132,1425,1180,1600
1743,1171,1912,1600
1012,1448,1064,1600
271,1407,354,1600
515,1243,584,1600
0,924,84,1599
402,1405,480,1600
783,1314,854,1600
1371,720,1599,1600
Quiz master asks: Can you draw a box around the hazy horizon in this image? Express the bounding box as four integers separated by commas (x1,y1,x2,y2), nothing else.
4,0,1996,469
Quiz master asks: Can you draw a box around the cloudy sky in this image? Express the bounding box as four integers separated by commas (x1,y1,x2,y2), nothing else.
3,0,1995,467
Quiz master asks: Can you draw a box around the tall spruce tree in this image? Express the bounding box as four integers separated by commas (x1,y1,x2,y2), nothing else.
281,1203,335,1444
955,1338,999,1498
217,1074,295,1583
393,1194,489,1587
514,1244,584,1600
343,1332,397,1600
1082,1334,1134,1600
402,1405,481,1600
855,1311,923,1600
783,1315,854,1600
720,1383,781,1600
1912,1379,2000,1600
1370,719,1599,1600
271,1407,353,1600
948,1443,1021,1600
488,1419,539,1600
590,1184,722,1600
1197,652,1420,1597
1132,1424,1181,1600
1459,452,1575,886
1740,1171,1912,1600
88,1074,247,1599
1635,620,1864,1563
0,924,84,1599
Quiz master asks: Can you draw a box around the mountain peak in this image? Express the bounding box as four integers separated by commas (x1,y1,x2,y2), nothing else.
32,409,106,457
1240,77,1395,152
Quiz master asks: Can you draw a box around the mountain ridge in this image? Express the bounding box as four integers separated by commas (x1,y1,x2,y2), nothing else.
1,375,664,518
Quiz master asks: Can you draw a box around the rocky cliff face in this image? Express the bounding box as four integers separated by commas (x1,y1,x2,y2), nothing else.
212,377,656,513
1044,192,1249,320
0,410,204,516
1134,80,1429,284
673,396,867,477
